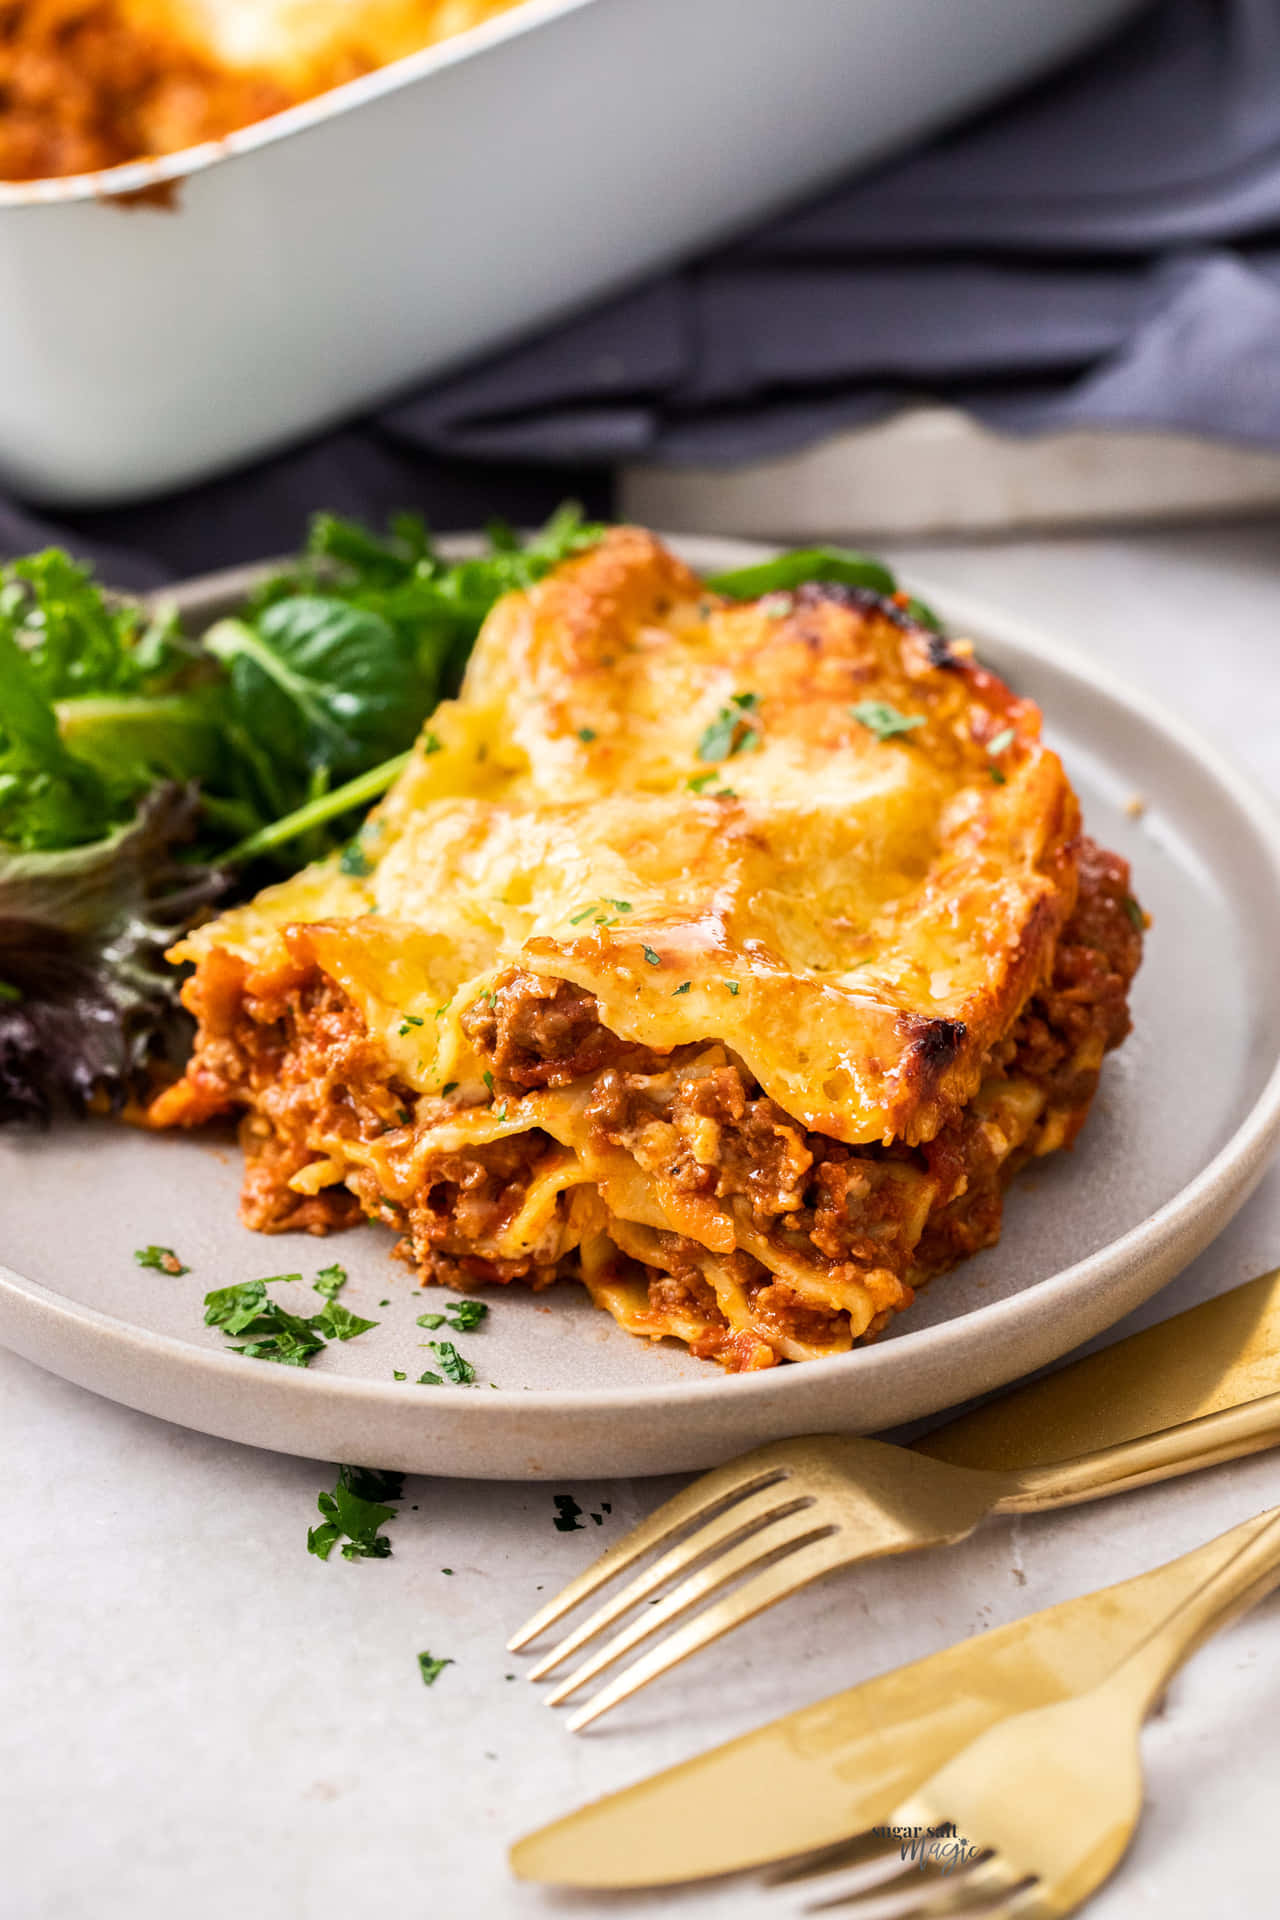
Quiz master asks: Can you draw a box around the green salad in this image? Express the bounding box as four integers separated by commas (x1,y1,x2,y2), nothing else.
0,509,931,1123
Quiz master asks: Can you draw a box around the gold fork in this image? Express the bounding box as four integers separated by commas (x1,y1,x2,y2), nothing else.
509,1389,1280,1729
775,1501,1280,1918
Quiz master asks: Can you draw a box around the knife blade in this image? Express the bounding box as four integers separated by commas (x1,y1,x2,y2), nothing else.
917,1266,1280,1471
510,1509,1273,1888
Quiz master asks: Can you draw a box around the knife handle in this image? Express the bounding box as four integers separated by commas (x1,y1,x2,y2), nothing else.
1096,1503,1280,1719
992,1386,1280,1512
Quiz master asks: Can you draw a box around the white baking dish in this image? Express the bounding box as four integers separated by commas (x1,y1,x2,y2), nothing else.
0,0,1140,506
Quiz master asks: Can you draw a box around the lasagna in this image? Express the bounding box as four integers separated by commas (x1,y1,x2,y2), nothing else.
0,0,524,181
152,528,1143,1371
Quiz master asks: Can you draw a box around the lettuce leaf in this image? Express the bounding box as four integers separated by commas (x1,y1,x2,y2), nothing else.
0,785,226,1122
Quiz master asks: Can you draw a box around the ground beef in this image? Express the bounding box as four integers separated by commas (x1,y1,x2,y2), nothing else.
459,970,629,1090
398,1131,561,1289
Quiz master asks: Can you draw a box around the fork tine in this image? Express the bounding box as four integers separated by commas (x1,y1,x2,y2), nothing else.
529,1482,816,1682
767,1833,918,1894
545,1510,833,1704
806,1850,1023,1918
506,1447,795,1651
565,1531,843,1730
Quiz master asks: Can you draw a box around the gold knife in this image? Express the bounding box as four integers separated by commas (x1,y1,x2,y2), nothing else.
510,1509,1276,1888
917,1265,1280,1470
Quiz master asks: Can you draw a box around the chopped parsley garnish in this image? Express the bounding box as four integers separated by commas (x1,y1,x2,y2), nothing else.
441,1081,459,1096
204,1277,301,1334
204,1274,376,1366
448,1299,488,1331
493,1103,508,1122
697,692,761,762
576,726,597,742
313,1263,347,1299
338,841,374,877
418,1298,487,1334
417,1371,444,1386
687,770,719,792
308,1464,404,1561
672,981,691,995
851,700,925,741
725,981,740,995
989,766,1007,786
311,1300,378,1342
422,731,443,756
482,1070,495,1095
397,1013,424,1034
1123,896,1145,931
642,945,661,966
393,1370,407,1381
987,726,1015,755
424,1340,476,1385
553,1494,585,1532
605,898,632,913
568,904,599,924
134,1244,188,1275
418,1652,453,1686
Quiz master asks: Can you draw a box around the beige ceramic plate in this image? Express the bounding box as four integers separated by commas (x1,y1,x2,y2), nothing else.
3,537,1280,1477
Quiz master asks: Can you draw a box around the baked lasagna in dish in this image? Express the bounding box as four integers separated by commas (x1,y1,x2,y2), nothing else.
0,0,525,181
152,529,1144,1371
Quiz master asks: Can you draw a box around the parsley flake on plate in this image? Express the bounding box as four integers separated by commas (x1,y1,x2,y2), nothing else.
576,726,597,743
424,1340,476,1385
448,1299,488,1331
672,981,691,995
338,841,373,877
642,945,661,966
313,1262,347,1299
311,1299,378,1343
204,1274,375,1366
134,1244,188,1275
418,1652,453,1687
850,700,925,742
418,1299,487,1334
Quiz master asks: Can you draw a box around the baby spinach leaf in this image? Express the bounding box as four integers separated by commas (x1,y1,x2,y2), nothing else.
705,547,897,602
203,597,430,785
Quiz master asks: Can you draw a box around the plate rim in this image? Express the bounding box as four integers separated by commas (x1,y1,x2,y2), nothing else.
4,537,1280,1448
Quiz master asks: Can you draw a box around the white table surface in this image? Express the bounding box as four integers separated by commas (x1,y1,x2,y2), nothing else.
5,521,1280,1920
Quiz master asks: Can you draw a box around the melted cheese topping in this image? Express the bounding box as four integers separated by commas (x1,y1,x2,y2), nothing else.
180,527,1080,1149
155,0,521,81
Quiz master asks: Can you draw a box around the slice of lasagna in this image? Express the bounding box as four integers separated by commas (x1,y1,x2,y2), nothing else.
152,528,1143,1370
